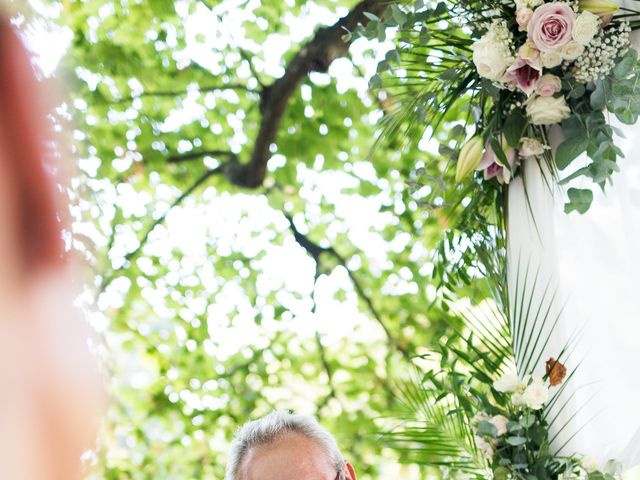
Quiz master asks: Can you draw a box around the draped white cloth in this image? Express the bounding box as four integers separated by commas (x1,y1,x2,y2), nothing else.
507,10,640,474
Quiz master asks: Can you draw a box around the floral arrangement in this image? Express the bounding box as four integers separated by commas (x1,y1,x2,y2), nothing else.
456,0,639,213
378,244,622,479
358,0,640,214
473,360,621,480
355,3,637,478
386,303,622,480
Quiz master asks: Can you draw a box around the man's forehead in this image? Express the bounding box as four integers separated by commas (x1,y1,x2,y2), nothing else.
238,431,336,480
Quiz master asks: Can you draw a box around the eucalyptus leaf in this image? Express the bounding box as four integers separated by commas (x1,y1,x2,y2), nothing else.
556,136,588,170
506,436,527,446
565,188,594,214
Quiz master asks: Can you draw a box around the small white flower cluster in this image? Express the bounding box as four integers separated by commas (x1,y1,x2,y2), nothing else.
519,137,549,158
514,0,544,9
573,22,631,82
471,20,515,82
469,1,632,130
493,369,551,410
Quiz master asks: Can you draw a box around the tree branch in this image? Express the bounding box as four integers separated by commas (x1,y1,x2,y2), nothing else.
162,0,387,189
228,0,389,188
111,84,254,105
314,330,337,417
283,213,410,360
124,167,224,262
95,166,225,296
168,150,238,164
326,245,411,359
239,48,267,90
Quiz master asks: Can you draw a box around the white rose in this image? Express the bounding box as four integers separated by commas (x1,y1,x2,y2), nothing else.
526,95,572,125
523,377,550,410
583,456,600,473
572,11,600,45
541,50,563,68
475,436,494,459
490,415,509,436
520,137,548,157
493,370,520,393
559,472,587,480
472,35,513,81
561,40,585,61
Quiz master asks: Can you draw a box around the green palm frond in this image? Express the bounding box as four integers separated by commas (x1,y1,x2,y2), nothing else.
508,256,573,377
381,247,590,472
448,300,514,383
372,2,483,148
383,372,487,475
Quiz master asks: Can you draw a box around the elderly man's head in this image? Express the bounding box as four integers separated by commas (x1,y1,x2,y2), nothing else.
226,411,357,480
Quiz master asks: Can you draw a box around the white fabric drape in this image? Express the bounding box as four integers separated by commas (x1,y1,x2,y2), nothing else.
507,12,640,473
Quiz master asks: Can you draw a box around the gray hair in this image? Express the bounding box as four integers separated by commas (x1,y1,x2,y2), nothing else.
225,410,345,480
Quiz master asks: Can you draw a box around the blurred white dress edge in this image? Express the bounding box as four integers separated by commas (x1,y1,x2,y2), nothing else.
506,19,640,472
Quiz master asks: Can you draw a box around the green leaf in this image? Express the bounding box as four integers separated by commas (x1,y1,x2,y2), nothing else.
369,74,383,89
565,188,594,214
519,414,535,428
507,420,524,434
441,68,458,81
477,420,498,438
490,137,509,168
385,49,401,64
556,135,588,170
591,78,610,110
390,5,408,27
503,109,527,149
612,49,638,80
506,436,527,446
363,11,380,22
434,2,447,16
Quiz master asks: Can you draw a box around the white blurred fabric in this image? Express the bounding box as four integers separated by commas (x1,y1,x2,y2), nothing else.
507,16,640,473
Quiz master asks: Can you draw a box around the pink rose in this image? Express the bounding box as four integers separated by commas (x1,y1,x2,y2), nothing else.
528,3,576,52
535,74,562,97
505,57,542,95
517,8,534,31
477,137,517,185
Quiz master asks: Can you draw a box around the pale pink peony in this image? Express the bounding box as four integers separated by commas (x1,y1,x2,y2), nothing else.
528,3,576,52
505,56,542,95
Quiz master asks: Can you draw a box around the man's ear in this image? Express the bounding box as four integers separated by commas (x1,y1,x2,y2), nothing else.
343,461,357,480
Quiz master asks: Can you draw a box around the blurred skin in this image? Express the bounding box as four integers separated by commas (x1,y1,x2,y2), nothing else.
237,432,357,480
0,17,104,480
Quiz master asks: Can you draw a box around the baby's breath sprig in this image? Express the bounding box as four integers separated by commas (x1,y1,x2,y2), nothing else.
573,22,632,82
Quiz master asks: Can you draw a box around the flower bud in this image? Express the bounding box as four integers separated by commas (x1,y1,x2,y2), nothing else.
456,136,484,182
579,0,620,16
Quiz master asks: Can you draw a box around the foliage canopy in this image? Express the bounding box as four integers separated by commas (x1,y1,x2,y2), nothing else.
21,0,494,478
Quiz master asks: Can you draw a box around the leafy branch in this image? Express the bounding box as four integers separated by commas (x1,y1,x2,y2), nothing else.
193,0,388,189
